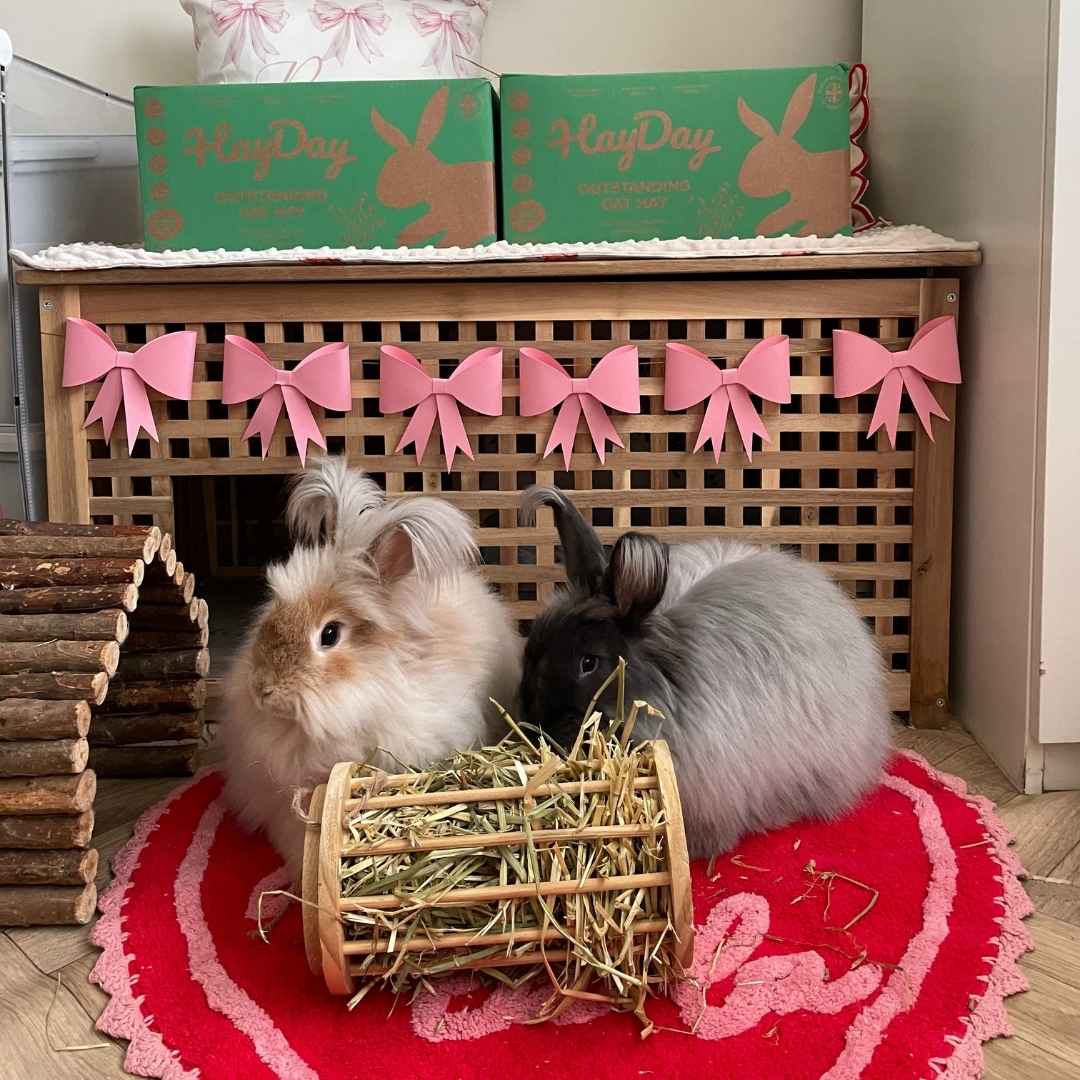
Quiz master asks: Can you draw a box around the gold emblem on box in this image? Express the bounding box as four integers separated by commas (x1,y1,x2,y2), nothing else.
147,208,185,243
509,199,545,233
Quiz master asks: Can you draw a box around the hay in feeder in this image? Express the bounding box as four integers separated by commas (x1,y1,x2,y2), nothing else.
308,661,693,1029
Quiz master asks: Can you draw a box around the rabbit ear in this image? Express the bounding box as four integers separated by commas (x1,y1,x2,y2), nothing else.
604,533,668,624
370,526,415,583
415,85,449,150
737,97,775,140
780,74,816,138
368,496,478,584
287,455,385,548
521,485,606,595
371,105,410,150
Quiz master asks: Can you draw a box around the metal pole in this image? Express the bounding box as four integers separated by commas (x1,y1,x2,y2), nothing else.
0,28,32,518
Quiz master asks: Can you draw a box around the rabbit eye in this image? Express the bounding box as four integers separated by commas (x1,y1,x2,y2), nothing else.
319,621,342,649
579,654,598,676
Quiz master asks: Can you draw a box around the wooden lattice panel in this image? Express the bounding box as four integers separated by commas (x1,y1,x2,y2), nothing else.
38,275,960,723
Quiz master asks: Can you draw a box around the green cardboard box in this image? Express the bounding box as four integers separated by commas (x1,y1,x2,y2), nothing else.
134,79,498,252
500,66,852,243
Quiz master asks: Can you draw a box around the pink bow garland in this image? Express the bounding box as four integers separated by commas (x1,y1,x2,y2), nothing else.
211,0,288,67
664,337,791,462
310,1,389,64
519,346,641,469
379,346,503,469
63,319,195,449
832,316,961,447
222,337,352,466
410,3,475,75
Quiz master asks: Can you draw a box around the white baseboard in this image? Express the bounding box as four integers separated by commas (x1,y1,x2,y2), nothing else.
1043,742,1080,790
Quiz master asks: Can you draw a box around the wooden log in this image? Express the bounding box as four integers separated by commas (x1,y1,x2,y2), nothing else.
89,744,198,777
0,556,144,588
0,640,120,676
0,810,94,849
98,678,207,714
132,599,205,630
144,550,181,581
0,738,89,778
0,771,96,815
115,648,209,681
0,609,128,644
91,711,203,747
0,582,138,614
180,571,196,604
138,573,195,606
0,881,96,925
0,519,160,542
0,532,159,562
159,531,174,562
125,625,209,653
0,700,91,741
0,671,108,704
0,847,98,886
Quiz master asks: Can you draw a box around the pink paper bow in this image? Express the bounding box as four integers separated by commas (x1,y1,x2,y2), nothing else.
63,319,195,449
664,337,791,462
379,346,503,469
410,3,475,76
222,337,352,466
211,0,288,67
310,1,389,64
832,316,961,447
519,346,641,469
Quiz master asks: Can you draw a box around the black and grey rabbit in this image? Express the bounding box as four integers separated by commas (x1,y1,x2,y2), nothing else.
520,486,891,859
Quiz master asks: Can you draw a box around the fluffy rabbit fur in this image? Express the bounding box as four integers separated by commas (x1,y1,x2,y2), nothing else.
520,486,890,859
222,457,522,879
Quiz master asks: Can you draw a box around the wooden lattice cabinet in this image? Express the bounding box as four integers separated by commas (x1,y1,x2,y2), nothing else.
20,254,974,727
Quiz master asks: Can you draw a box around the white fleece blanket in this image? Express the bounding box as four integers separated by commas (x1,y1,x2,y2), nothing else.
10,224,977,272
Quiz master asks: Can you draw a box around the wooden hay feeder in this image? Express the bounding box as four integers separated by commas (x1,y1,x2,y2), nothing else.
0,519,209,926
302,726,694,1018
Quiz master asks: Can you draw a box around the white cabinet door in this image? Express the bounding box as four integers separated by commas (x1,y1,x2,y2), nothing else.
1040,0,1080,745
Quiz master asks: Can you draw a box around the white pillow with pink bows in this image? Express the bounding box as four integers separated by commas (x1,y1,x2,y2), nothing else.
179,0,491,84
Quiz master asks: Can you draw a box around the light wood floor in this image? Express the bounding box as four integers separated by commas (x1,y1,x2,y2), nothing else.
2,720,1078,1080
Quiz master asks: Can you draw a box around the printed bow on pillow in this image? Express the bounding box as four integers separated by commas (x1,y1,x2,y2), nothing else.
211,0,288,68
519,346,640,469
832,316,961,447
664,337,791,461
62,318,196,449
379,346,503,469
222,336,352,466
411,4,476,77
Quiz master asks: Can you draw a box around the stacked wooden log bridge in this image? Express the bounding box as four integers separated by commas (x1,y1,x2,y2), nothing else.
0,519,209,926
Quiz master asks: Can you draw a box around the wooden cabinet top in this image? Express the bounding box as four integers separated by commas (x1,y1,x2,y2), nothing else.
15,250,981,287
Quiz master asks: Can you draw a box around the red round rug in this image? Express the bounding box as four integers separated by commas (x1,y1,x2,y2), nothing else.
90,752,1032,1080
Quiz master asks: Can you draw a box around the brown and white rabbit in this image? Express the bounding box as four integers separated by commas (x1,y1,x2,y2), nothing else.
221,457,522,879
736,73,850,237
370,84,495,247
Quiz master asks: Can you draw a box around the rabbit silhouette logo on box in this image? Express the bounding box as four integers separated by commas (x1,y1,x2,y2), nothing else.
372,86,495,247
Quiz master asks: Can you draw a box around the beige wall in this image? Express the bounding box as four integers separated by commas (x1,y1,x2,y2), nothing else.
1,0,861,106
863,0,1055,790
483,0,861,75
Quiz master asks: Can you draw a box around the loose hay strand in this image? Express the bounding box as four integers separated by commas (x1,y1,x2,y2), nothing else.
329,662,684,1028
